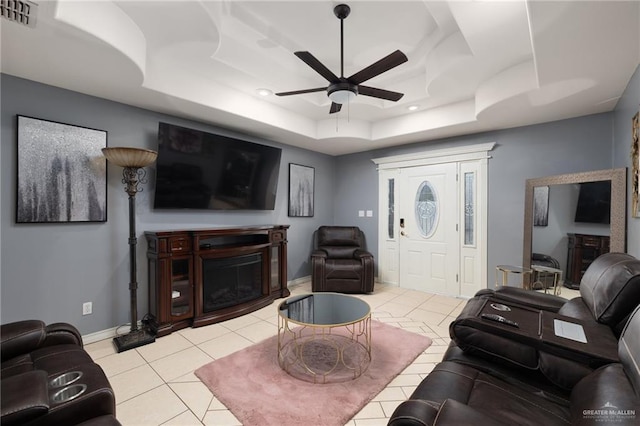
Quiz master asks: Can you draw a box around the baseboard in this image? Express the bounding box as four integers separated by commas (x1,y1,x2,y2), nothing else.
81,321,143,345
287,275,311,288
286,276,383,288
82,278,313,345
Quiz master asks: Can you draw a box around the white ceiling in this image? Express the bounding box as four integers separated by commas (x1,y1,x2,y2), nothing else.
2,1,639,155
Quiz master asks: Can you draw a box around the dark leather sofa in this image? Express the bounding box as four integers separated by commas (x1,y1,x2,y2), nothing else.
311,226,374,293
389,304,640,426
1,320,120,426
388,253,640,425
484,252,640,337
448,252,640,390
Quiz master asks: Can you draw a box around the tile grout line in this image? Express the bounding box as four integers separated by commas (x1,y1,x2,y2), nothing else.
89,283,468,425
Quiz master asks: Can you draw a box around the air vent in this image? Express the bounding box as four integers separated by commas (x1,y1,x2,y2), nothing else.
1,0,38,28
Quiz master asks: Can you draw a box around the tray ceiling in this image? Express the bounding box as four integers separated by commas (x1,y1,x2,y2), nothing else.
2,1,638,155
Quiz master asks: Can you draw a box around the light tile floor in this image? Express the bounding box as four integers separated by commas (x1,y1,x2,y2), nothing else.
85,282,579,426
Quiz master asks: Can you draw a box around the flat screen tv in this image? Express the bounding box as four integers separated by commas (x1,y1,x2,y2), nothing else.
153,122,282,210
574,181,611,224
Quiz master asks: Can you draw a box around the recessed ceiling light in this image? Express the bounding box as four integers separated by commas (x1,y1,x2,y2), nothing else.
256,88,273,97
407,105,419,111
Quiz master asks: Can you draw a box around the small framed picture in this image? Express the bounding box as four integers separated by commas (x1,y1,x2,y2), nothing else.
288,163,314,217
16,115,107,223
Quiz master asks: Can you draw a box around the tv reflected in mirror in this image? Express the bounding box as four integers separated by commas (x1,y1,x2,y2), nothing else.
574,181,611,224
153,122,282,210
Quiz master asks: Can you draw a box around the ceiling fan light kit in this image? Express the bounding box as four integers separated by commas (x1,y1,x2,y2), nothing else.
276,3,407,114
328,82,358,104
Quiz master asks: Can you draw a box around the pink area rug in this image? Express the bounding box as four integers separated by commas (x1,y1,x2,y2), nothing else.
195,320,432,426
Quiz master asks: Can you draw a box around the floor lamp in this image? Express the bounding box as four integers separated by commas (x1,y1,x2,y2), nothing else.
102,147,158,353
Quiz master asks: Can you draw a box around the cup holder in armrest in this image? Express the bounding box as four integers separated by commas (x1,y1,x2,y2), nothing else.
50,371,83,388
51,384,87,403
490,303,511,312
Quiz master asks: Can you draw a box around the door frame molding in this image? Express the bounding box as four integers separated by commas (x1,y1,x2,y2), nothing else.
372,142,496,293
373,142,496,169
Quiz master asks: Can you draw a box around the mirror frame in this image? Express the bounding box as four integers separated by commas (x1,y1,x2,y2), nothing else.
523,168,627,273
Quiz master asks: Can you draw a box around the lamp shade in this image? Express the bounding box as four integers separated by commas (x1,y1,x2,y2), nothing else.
102,147,157,168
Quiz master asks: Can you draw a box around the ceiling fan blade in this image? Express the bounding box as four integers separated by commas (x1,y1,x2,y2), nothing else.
358,85,404,102
294,51,340,83
330,102,342,114
275,87,326,97
347,50,408,85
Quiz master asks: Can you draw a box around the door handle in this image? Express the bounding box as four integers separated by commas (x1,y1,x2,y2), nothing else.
401,231,409,237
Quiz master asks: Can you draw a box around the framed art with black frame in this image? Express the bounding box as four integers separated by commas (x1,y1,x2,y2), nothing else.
288,163,314,217
16,115,108,223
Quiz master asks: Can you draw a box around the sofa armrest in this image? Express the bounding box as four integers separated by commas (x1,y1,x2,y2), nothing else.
570,363,640,426
433,399,511,425
44,322,83,347
1,320,46,362
353,249,373,260
1,370,49,426
310,249,327,259
491,286,567,312
1,321,83,362
388,399,510,426
388,399,439,426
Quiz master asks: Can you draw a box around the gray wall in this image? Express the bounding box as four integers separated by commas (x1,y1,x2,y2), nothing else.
613,65,640,258
333,113,616,287
2,64,638,335
0,74,334,334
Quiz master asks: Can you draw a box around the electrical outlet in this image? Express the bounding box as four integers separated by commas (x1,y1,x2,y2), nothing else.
82,302,92,315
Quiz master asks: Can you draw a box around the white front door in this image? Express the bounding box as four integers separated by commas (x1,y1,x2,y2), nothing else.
374,143,493,297
398,163,459,294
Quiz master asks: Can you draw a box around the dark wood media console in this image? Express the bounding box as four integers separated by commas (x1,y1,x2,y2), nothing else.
145,225,290,337
565,233,610,289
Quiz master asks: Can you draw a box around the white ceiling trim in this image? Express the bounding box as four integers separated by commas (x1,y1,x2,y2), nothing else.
1,1,637,156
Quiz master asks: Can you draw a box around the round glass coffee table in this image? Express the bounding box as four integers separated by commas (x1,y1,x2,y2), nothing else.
277,293,371,383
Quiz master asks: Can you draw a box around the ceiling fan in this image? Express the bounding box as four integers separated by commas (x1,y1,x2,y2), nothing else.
275,3,408,114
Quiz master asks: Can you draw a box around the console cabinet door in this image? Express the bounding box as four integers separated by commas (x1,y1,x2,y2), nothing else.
270,245,280,291
170,256,193,320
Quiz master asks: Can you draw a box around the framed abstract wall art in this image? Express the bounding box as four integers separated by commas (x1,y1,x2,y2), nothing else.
288,163,314,217
16,115,107,223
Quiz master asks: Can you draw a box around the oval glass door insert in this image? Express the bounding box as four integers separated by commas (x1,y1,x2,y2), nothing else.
415,181,438,237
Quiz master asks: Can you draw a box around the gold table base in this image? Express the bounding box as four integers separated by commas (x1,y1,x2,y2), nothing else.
277,314,371,384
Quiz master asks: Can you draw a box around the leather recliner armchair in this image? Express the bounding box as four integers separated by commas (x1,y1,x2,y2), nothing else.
1,320,119,426
311,226,374,293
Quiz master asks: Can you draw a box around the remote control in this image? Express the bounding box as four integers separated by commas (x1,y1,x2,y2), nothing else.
481,313,519,328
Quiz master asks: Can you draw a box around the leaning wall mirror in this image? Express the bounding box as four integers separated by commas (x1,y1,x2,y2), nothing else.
522,168,626,290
